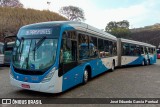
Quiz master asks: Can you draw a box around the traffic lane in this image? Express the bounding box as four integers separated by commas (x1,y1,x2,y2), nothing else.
0,60,160,98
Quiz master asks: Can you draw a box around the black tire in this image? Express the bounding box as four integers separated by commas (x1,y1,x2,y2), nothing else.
82,69,89,84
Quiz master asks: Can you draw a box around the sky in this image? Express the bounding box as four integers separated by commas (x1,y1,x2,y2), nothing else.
19,0,160,30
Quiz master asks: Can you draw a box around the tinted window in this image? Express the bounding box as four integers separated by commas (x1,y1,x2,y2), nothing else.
123,43,130,56
89,36,98,58
60,32,77,63
78,34,89,60
98,39,104,57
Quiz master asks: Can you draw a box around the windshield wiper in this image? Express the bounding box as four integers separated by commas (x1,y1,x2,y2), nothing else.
32,36,46,51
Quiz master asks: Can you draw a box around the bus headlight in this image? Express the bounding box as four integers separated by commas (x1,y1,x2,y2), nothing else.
41,67,56,83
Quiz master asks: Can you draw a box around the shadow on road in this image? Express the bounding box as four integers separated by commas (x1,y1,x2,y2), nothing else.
14,89,63,98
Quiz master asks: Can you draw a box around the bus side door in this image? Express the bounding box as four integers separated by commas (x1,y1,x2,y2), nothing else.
59,32,78,91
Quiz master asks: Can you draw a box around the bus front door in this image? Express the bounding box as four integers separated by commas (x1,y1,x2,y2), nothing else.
59,40,79,91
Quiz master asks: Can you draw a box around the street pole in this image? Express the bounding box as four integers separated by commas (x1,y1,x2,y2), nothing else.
47,1,51,11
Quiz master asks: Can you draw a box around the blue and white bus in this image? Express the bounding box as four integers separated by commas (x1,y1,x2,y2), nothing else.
117,38,156,66
10,21,156,93
10,21,118,93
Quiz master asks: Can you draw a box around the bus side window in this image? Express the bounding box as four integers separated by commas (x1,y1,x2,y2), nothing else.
112,42,117,56
140,47,144,54
98,38,104,57
89,36,98,58
145,47,148,54
78,34,89,60
123,43,130,56
60,33,72,63
104,40,110,57
150,48,154,54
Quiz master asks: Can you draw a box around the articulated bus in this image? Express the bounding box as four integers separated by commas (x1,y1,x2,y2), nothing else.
10,21,156,93
0,42,4,66
117,38,156,66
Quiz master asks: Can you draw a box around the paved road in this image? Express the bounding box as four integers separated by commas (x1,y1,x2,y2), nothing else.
0,60,160,106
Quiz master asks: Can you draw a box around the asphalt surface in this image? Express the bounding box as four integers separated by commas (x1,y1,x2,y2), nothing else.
0,60,160,107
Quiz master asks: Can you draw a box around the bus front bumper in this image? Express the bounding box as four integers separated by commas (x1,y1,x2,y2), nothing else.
10,76,61,93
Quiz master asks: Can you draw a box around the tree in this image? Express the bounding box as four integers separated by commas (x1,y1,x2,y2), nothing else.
105,20,131,38
59,5,85,21
0,0,23,8
0,7,67,42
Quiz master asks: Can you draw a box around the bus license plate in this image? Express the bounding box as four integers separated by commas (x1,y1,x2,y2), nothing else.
21,84,30,89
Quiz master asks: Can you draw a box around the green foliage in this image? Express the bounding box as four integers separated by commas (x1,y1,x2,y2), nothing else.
105,20,131,38
0,7,67,41
59,5,85,21
0,0,23,7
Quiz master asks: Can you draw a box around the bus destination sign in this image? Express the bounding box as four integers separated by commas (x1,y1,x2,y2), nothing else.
25,29,52,35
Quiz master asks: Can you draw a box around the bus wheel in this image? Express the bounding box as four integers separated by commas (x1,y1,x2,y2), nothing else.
83,69,89,84
142,60,145,66
111,61,115,71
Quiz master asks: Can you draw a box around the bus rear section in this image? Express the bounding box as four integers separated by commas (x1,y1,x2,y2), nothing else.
117,38,156,66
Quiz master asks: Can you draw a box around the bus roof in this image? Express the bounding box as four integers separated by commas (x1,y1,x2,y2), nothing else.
20,21,117,41
121,38,156,48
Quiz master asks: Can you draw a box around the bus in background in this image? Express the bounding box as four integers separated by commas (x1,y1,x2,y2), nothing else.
10,21,118,93
4,36,16,65
4,42,15,65
117,38,156,66
0,42,4,66
157,49,160,59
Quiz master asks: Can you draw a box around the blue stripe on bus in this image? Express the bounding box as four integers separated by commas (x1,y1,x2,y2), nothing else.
126,56,144,65
62,58,109,91
149,54,157,64
125,55,157,66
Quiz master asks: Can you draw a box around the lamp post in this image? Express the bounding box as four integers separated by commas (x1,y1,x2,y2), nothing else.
47,1,51,11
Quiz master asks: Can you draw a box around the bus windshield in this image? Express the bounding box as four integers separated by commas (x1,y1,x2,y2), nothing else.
12,38,58,71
